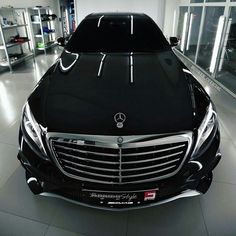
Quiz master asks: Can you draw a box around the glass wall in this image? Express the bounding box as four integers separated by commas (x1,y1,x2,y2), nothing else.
191,0,204,2
196,7,225,71
176,1,236,95
206,0,225,2
176,7,188,52
216,7,236,94
185,7,203,61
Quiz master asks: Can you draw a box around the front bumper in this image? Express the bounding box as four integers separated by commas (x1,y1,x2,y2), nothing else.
18,128,221,210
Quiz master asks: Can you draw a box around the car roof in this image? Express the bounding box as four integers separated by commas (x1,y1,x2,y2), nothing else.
85,12,148,20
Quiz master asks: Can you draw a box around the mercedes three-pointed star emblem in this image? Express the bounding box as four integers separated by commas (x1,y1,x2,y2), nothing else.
114,112,126,129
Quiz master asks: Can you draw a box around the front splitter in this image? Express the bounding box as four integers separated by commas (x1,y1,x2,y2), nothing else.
39,189,201,211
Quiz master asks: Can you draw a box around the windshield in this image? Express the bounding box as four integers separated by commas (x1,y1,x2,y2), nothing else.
65,15,170,53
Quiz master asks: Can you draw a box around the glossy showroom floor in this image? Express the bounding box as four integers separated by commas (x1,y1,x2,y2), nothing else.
0,48,236,236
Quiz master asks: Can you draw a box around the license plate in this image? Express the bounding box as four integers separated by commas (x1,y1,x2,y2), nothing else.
83,189,158,205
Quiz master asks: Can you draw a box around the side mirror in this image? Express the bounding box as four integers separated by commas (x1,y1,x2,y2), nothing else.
169,37,179,47
57,37,66,47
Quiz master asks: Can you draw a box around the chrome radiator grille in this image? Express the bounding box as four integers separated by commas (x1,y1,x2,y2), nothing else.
48,133,192,184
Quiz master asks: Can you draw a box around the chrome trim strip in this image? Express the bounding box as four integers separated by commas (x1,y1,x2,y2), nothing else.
51,135,187,149
47,132,189,148
97,53,106,77
46,132,192,185
81,188,159,193
40,190,201,211
97,15,104,28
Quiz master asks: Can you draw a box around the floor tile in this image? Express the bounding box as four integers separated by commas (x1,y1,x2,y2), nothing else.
0,167,58,225
50,199,128,236
0,81,29,131
126,197,207,236
0,120,20,147
45,226,85,236
0,210,48,236
0,143,20,188
213,138,236,185
200,182,236,236
218,119,231,140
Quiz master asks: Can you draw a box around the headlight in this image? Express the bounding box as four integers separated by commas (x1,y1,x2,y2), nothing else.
22,103,47,156
193,103,217,155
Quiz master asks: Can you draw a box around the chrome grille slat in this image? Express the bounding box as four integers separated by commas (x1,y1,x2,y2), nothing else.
62,159,120,172
122,158,179,172
121,165,177,178
55,144,119,157
48,132,192,184
61,157,180,173
57,150,183,165
57,151,120,164
123,151,183,164
64,165,119,179
64,164,177,179
122,144,185,157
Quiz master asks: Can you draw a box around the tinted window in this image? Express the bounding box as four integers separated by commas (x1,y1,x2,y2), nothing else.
65,15,170,53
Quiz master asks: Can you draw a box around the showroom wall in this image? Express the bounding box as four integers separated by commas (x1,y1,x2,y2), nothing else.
75,0,166,30
180,0,189,4
0,0,61,35
175,0,236,95
0,0,59,10
163,0,180,38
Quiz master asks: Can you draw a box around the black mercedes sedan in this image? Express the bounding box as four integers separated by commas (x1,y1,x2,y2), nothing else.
18,13,221,210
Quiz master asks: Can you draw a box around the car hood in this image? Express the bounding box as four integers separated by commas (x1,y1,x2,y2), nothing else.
29,51,196,135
